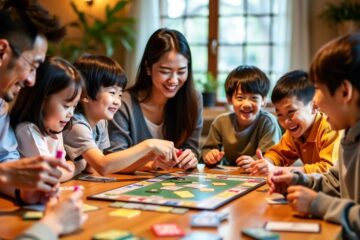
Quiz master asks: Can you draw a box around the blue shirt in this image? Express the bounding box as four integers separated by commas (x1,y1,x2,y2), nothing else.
0,99,20,162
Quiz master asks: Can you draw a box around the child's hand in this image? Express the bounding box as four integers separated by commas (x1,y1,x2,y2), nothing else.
176,149,198,170
145,139,176,162
236,155,254,172
152,156,176,170
287,186,317,216
203,149,224,165
249,149,275,176
267,168,294,195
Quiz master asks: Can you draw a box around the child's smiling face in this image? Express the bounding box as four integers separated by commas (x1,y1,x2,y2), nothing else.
43,84,81,133
230,87,265,129
274,96,316,139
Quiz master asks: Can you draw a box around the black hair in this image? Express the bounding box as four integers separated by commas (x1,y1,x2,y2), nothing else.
310,33,360,96
74,55,127,101
271,70,314,105
11,56,83,135
127,28,198,147
224,65,270,99
0,0,65,53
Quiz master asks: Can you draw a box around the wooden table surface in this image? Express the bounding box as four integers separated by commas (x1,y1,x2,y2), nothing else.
0,167,341,240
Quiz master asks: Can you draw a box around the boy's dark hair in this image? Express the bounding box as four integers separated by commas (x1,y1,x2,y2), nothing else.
11,57,83,135
310,33,360,96
271,70,314,105
224,65,270,99
128,28,198,148
0,0,65,53
74,55,127,101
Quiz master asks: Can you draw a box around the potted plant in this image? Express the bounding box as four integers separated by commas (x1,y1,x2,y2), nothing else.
49,0,135,62
196,72,218,107
320,0,360,35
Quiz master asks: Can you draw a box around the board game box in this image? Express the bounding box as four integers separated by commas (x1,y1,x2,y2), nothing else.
88,172,266,210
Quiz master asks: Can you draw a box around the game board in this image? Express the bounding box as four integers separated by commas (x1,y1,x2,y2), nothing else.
88,172,266,210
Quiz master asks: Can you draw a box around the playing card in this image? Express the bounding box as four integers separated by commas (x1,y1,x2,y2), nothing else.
152,223,184,237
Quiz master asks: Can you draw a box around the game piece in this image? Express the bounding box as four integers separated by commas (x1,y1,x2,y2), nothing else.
146,188,160,193
176,149,183,157
170,177,192,183
174,191,194,198
109,209,141,218
23,211,43,220
92,230,133,240
181,231,222,240
152,223,185,237
264,221,321,233
212,182,227,186
77,174,117,182
83,204,100,212
241,227,279,240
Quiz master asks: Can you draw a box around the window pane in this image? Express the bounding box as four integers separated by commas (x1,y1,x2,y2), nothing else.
246,0,271,14
191,46,207,72
185,18,208,44
194,72,207,92
187,0,209,16
161,18,184,32
160,0,185,18
218,46,243,72
246,16,270,43
219,0,244,15
219,17,245,44
245,46,269,70
217,73,228,101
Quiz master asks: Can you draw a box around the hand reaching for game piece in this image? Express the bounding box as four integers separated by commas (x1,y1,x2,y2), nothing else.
287,186,318,216
176,149,198,170
267,168,294,195
249,149,275,176
236,155,254,172
203,149,225,165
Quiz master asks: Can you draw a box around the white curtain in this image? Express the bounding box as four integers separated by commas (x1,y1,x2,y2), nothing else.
288,0,310,71
124,0,160,87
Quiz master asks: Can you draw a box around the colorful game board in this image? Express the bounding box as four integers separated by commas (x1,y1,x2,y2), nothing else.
88,172,266,210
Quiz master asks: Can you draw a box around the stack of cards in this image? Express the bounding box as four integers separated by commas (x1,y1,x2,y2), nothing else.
180,231,222,240
92,229,142,240
152,223,185,237
191,211,228,227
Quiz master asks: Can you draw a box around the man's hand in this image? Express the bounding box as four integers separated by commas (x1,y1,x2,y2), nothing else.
287,186,317,216
0,155,70,192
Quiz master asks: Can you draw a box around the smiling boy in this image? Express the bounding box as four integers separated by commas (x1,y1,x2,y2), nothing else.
249,70,340,175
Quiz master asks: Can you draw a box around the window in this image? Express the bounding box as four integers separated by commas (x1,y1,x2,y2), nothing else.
160,0,289,102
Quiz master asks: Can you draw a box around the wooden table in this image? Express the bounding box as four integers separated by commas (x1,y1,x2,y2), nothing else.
0,168,341,239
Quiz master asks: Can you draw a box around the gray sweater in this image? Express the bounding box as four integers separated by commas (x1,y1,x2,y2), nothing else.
16,222,57,240
201,111,282,165
107,91,203,158
293,120,360,239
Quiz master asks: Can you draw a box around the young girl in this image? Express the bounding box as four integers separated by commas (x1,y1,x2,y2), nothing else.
107,28,203,170
63,55,177,175
10,56,84,182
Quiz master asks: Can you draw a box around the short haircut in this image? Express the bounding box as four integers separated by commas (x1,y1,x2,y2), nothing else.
0,0,65,53
271,70,314,105
74,55,127,101
225,65,270,99
11,57,83,135
310,33,360,96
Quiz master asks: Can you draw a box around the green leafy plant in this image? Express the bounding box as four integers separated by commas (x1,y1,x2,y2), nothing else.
196,72,218,93
320,0,360,25
49,0,135,62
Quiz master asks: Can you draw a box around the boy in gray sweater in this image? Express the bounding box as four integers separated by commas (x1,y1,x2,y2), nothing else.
268,33,360,239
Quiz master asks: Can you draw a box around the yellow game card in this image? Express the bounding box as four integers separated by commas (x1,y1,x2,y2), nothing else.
23,211,43,220
109,209,141,218
212,182,227,186
162,182,175,186
174,191,194,198
200,188,215,192
82,204,100,212
92,230,132,240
